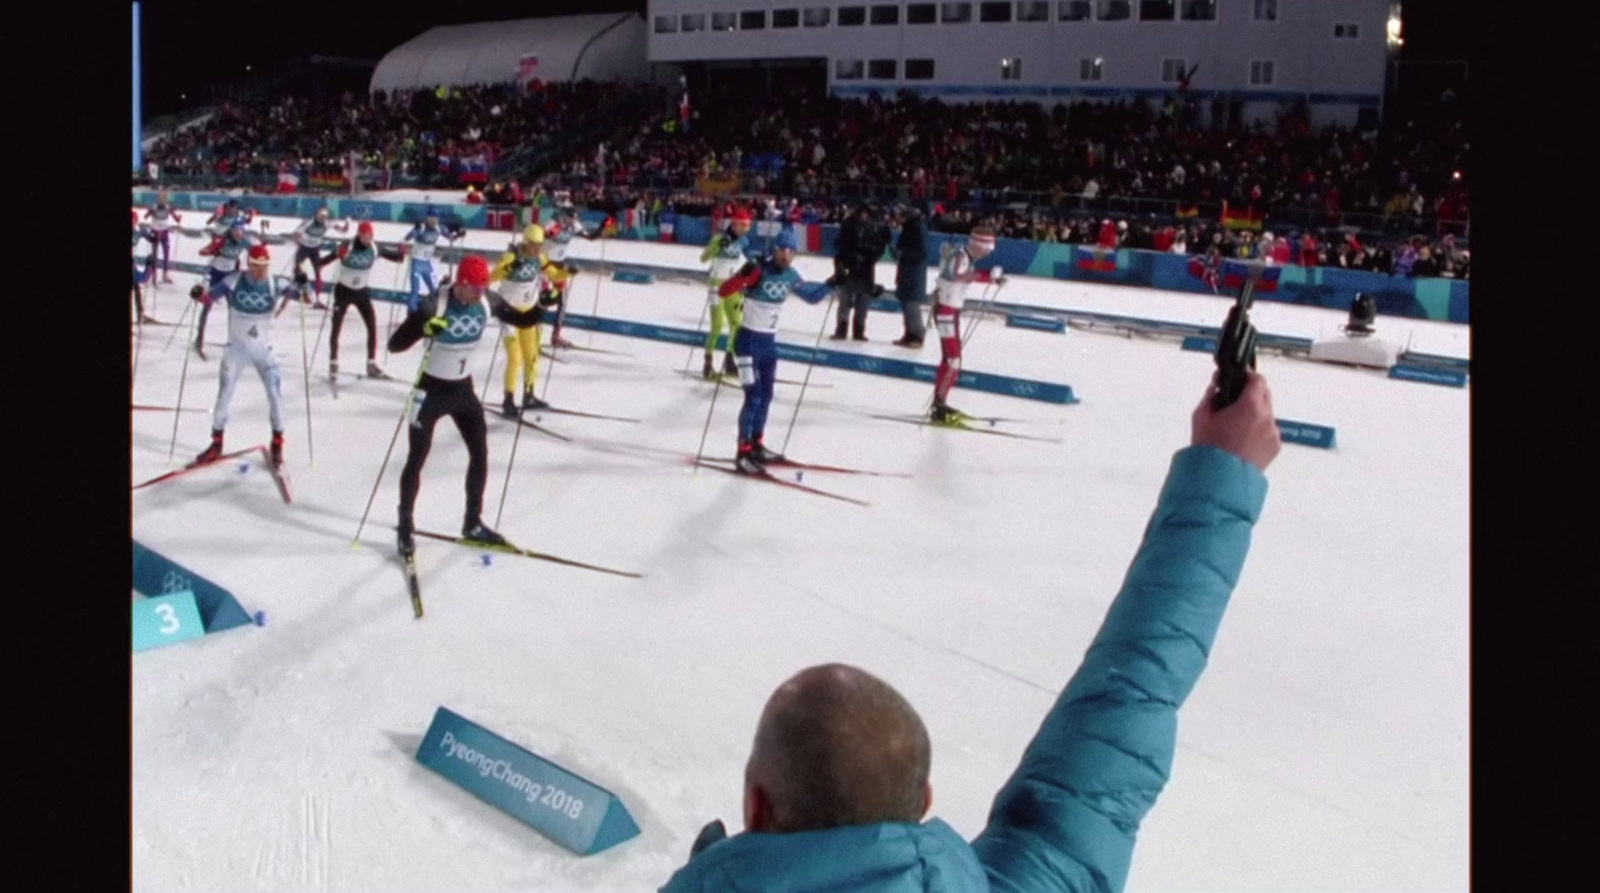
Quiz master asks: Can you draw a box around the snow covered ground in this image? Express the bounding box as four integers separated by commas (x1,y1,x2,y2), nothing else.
131,214,1469,892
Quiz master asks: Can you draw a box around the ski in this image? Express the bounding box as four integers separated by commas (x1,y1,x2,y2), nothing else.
708,456,911,478
532,405,641,424
870,414,1064,444
544,342,633,357
692,459,871,507
676,370,833,389
413,529,643,579
132,445,264,491
131,404,208,413
404,554,424,618
487,409,575,442
258,447,293,504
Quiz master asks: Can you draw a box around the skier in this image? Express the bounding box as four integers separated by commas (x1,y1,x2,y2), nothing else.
542,204,606,348
277,206,344,314
714,229,828,474
387,254,547,558
191,245,310,470
328,221,406,381
490,224,563,416
142,188,181,283
928,227,1005,424
700,207,752,379
131,211,160,324
401,212,445,312
193,218,262,361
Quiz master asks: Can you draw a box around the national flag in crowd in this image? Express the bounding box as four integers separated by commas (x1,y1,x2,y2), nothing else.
1221,200,1264,231
1076,246,1117,273
1220,260,1282,293
679,77,691,135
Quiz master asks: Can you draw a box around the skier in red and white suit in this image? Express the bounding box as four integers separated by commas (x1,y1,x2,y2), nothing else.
929,227,1005,423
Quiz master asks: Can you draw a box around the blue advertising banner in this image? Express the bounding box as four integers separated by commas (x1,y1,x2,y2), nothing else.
414,707,640,855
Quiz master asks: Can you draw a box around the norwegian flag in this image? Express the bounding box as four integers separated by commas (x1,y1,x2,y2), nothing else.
678,78,691,135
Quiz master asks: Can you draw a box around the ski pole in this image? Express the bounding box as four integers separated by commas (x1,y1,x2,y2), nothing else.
162,293,196,352
352,335,435,547
167,296,201,461
479,329,502,405
491,379,530,530
779,289,837,456
297,279,316,467
682,291,713,377
587,238,605,346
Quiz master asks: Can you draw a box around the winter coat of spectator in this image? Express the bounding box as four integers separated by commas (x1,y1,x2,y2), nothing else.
658,374,1280,893
892,208,929,346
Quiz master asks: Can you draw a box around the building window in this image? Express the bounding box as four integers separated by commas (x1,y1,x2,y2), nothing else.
906,58,936,79
839,6,867,25
1139,0,1174,20
1059,0,1091,20
711,12,737,31
908,3,937,23
653,15,677,33
942,2,974,23
1253,0,1276,21
872,4,900,24
803,7,832,26
681,13,705,31
1180,0,1215,19
836,59,865,79
1018,1,1050,21
980,2,1012,21
773,8,800,27
1334,23,1360,38
1160,58,1185,82
869,59,898,79
741,10,767,29
1001,57,1023,79
1097,1,1131,21
1249,59,1275,85
1080,57,1104,80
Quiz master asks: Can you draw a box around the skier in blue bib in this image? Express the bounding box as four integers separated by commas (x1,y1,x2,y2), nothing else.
714,229,827,474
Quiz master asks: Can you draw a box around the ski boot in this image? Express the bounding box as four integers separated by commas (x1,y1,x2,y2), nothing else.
930,402,966,426
829,327,849,341
722,352,739,377
366,361,388,380
523,388,549,411
462,518,509,548
702,353,716,380
502,391,520,418
193,340,208,362
193,431,224,465
751,438,785,464
269,431,284,469
892,335,923,348
329,359,339,382
734,440,765,475
397,515,415,559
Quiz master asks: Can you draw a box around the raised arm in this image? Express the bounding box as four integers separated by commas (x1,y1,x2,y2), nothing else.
971,375,1280,893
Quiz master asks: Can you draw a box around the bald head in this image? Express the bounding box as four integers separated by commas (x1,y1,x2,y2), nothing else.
744,664,931,834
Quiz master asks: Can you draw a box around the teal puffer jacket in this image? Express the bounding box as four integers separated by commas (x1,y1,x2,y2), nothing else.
660,446,1268,893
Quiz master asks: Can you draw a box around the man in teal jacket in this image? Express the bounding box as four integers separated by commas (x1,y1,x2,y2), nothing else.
660,373,1282,893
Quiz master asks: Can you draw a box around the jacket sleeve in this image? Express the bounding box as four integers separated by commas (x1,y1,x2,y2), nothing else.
971,445,1268,893
387,309,431,354
489,292,543,327
491,252,517,283
700,235,722,263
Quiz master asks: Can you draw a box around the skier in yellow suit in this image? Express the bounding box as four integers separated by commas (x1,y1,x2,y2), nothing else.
490,224,562,415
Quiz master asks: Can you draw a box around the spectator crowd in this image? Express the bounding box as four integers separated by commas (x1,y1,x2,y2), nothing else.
142,76,1468,280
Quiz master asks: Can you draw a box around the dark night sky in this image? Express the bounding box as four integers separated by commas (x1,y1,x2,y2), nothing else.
139,1,647,115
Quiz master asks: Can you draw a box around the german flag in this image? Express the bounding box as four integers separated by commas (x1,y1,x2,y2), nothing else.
1221,200,1263,231
1176,204,1200,219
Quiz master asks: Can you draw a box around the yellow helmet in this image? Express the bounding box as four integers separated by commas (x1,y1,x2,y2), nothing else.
523,224,545,243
